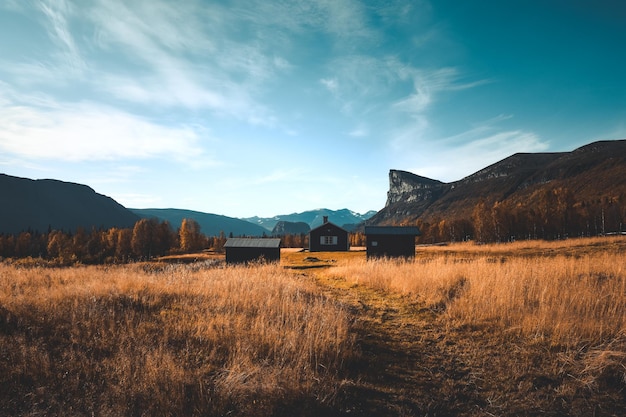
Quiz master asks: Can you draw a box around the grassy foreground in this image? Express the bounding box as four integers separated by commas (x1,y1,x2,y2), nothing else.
1,236,626,416
298,237,626,415
0,262,354,416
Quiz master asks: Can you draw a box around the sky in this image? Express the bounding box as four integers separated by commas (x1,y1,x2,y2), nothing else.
1,0,625,218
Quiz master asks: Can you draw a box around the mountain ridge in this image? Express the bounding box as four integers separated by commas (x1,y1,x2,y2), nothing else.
367,139,626,236
0,174,139,234
130,208,268,237
1,171,375,237
243,208,377,231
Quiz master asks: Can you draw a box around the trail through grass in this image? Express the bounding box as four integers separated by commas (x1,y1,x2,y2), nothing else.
285,238,626,416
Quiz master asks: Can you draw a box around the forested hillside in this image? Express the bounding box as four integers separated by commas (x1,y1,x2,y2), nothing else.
368,140,626,243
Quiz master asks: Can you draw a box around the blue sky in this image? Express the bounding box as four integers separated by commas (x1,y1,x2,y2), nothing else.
1,0,625,218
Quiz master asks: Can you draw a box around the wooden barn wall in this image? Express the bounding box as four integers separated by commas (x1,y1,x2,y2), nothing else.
366,234,416,259
225,247,280,264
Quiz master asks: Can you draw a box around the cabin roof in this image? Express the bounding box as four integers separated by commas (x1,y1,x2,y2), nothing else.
224,238,281,248
364,226,421,236
309,221,347,233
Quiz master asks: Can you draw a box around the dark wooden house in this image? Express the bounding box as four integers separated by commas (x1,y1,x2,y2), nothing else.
224,238,281,264
364,226,421,259
309,216,349,252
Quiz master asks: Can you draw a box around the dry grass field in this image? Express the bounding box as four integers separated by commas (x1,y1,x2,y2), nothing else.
286,237,626,415
1,236,626,416
0,262,354,416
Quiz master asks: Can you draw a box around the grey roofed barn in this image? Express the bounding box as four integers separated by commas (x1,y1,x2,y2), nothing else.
224,238,281,264
224,238,281,248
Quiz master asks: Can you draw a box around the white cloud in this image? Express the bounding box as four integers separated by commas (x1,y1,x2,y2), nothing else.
0,94,207,163
456,130,548,165
397,118,549,182
38,0,85,75
84,0,281,124
393,67,476,115
320,78,339,95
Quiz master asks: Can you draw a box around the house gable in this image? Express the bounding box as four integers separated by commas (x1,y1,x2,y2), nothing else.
309,221,349,252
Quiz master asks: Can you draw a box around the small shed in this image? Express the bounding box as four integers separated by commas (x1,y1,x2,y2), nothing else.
309,216,350,252
224,238,281,264
364,226,421,259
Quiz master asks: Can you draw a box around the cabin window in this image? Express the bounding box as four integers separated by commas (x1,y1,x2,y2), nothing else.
321,236,338,245
372,241,378,247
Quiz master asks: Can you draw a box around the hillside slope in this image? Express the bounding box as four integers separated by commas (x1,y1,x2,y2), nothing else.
130,208,268,237
368,139,626,234
0,174,139,234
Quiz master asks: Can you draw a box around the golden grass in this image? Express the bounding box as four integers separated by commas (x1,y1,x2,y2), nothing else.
416,235,626,257
3,237,625,415
314,237,626,396
0,262,354,416
323,243,626,347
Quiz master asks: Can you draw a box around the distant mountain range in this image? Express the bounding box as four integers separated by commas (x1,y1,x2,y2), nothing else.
4,139,622,238
367,139,626,227
130,208,268,237
0,174,139,234
243,208,377,231
0,173,375,236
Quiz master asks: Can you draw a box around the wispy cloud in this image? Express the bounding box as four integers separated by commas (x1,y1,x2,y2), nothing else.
396,117,549,182
393,67,488,115
84,0,284,124
320,78,339,95
38,0,85,75
0,89,206,163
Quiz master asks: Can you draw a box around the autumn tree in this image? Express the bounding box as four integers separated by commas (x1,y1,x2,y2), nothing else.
14,232,30,258
179,218,203,252
472,200,492,242
131,218,161,259
214,231,227,253
47,230,73,264
115,228,133,261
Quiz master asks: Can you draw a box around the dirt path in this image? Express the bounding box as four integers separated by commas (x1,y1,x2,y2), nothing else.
306,270,624,417
311,272,487,416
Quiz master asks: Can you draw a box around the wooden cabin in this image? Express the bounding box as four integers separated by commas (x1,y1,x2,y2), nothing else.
309,216,349,252
224,238,281,264
364,226,421,259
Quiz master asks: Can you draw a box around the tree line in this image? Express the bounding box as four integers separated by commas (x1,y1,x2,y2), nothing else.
414,188,625,243
2,188,623,263
0,218,340,265
0,218,223,265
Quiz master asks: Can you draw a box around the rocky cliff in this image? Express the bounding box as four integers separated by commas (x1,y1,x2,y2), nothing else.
368,139,626,226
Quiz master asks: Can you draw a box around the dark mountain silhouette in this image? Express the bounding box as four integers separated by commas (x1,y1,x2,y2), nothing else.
271,221,310,236
368,139,626,228
130,208,268,237
0,174,139,234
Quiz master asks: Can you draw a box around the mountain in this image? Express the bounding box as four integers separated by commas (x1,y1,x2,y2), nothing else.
271,221,311,236
131,208,268,237
0,174,139,235
244,208,377,231
368,139,626,230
